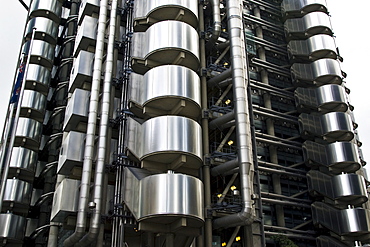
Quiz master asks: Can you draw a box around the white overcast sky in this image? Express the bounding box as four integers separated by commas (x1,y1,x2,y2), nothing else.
0,1,369,161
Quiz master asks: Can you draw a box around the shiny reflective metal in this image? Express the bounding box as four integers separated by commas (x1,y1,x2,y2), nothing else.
78,0,100,24
295,84,348,114
284,12,333,41
288,34,337,63
22,40,55,69
29,0,63,23
312,202,370,241
299,112,354,142
69,50,94,92
57,131,85,175
131,21,199,74
124,167,204,231
20,90,47,122
133,0,199,31
127,116,203,174
26,17,59,44
303,141,361,174
8,147,38,182
15,117,43,151
64,89,90,132
74,16,98,55
282,0,328,19
2,179,32,214
0,214,26,243
129,65,201,120
307,170,367,206
291,58,343,87
25,64,51,95
50,178,80,222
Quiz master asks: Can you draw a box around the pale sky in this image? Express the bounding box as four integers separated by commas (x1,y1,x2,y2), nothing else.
0,1,369,162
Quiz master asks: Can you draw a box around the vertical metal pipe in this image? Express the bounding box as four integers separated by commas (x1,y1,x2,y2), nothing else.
199,2,212,246
63,0,109,245
0,28,36,211
213,0,254,230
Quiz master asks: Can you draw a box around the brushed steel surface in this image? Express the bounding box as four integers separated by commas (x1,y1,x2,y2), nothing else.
29,0,63,23
129,65,201,120
295,84,348,114
282,0,327,18
26,17,59,44
78,0,100,25
20,90,47,122
22,40,55,69
288,34,337,62
303,140,361,174
133,0,198,30
25,64,51,94
3,179,32,206
291,58,342,87
0,214,26,242
69,50,94,92
123,168,204,227
57,131,85,175
131,21,200,74
8,147,38,182
74,15,98,55
15,117,43,151
64,88,90,131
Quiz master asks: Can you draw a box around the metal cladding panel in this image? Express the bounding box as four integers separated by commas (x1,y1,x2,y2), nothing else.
321,112,354,142
20,90,47,122
0,214,26,242
282,0,328,18
3,179,32,214
132,21,200,73
129,65,201,120
74,16,98,55
316,236,348,247
64,88,90,131
284,12,333,40
25,64,51,95
29,0,63,23
25,17,59,44
295,84,348,114
291,58,342,87
22,40,55,69
141,116,202,161
133,0,199,30
139,173,204,225
50,179,80,222
8,147,38,181
326,142,360,167
69,50,94,92
78,0,100,24
15,117,43,151
332,174,367,205
123,167,142,219
288,34,337,62
57,131,85,175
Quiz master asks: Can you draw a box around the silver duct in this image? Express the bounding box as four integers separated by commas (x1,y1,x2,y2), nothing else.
77,0,118,245
213,0,255,229
63,0,109,245
210,0,222,42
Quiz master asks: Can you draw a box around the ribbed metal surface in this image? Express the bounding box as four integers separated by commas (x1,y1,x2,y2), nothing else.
288,34,337,63
2,179,32,214
14,117,43,151
282,0,328,19
295,84,348,114
303,141,361,174
284,12,333,41
123,168,204,228
20,90,47,122
69,50,94,92
127,116,203,174
129,65,201,120
131,20,199,74
299,112,354,142
24,64,51,95
29,0,63,23
26,17,59,44
133,0,199,31
291,58,342,87
8,147,38,182
22,40,55,69
0,214,26,243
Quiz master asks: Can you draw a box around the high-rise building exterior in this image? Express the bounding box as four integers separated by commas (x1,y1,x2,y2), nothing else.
0,0,369,246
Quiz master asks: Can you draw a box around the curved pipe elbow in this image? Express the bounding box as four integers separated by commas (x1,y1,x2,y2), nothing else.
63,230,85,247
213,205,254,229
210,0,222,42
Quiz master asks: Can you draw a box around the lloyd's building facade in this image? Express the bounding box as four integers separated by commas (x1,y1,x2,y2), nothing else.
1,0,370,246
